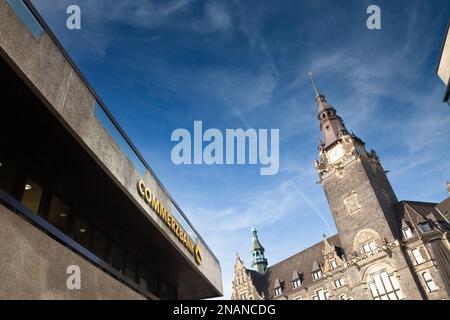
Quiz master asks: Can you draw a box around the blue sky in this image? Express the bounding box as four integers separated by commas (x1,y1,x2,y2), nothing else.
31,0,450,298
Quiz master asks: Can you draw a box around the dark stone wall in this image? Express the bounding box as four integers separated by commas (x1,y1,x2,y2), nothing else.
322,156,396,255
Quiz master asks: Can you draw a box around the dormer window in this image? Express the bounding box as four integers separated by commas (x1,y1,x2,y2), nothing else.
274,287,283,296
274,278,284,297
312,270,322,280
419,222,432,233
329,259,337,270
402,227,413,240
292,270,303,290
293,278,302,289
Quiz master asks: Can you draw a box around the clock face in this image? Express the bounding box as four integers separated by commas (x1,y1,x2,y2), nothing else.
328,144,345,163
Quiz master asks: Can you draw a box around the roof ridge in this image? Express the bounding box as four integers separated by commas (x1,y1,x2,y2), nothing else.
267,234,339,270
401,200,438,206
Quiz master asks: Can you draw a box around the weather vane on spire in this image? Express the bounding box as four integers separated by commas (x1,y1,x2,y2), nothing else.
308,72,321,98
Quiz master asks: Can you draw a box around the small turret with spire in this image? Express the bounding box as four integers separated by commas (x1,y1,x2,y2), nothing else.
250,226,268,274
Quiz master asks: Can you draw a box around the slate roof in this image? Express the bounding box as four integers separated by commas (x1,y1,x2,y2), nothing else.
405,201,437,218
398,200,450,228
395,199,450,240
245,234,342,299
435,197,450,221
246,269,266,297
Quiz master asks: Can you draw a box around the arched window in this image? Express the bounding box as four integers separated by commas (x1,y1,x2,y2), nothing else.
367,270,403,300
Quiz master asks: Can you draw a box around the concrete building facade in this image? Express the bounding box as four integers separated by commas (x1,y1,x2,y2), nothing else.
0,0,222,300
231,76,450,301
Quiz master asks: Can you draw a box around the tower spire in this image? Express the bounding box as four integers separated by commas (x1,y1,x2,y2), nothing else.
308,72,321,97
308,74,350,148
250,227,268,274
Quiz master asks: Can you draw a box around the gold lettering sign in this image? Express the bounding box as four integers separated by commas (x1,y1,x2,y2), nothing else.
137,180,202,265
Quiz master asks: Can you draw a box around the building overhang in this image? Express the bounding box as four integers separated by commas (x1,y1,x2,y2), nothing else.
0,0,223,299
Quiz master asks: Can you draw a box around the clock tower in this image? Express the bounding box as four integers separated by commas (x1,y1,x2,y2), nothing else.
310,74,400,255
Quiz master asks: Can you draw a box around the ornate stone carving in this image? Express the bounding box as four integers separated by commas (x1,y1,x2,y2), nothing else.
343,192,362,215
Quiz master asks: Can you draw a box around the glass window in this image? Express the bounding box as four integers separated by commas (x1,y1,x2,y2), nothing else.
21,178,43,213
108,242,123,273
334,278,345,288
159,280,170,300
6,0,43,39
368,271,402,300
47,195,70,233
274,287,283,296
362,241,377,253
314,289,329,300
329,259,337,269
147,270,159,296
423,272,438,292
159,280,176,300
72,216,90,248
312,270,322,280
402,228,413,240
240,293,247,300
89,228,107,261
167,285,177,300
293,279,302,289
124,253,136,282
0,154,17,194
138,265,149,290
419,223,432,233
412,248,425,264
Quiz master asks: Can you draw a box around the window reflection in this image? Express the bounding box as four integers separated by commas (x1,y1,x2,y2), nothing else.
72,216,90,247
0,154,17,194
90,228,107,261
109,242,123,273
138,265,149,290
124,253,136,282
6,0,44,39
47,195,70,232
160,280,169,300
419,222,432,233
21,178,43,213
147,270,159,295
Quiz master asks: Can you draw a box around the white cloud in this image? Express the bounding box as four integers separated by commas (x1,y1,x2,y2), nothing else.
205,2,232,32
